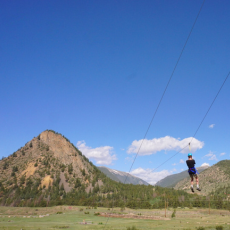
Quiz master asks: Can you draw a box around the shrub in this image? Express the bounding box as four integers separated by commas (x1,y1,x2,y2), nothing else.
127,227,138,230
84,211,89,214
20,175,25,185
74,178,81,188
56,211,63,214
216,226,223,230
68,164,73,174
3,161,9,169
12,166,18,172
171,209,176,218
81,169,86,176
94,212,100,216
196,227,205,230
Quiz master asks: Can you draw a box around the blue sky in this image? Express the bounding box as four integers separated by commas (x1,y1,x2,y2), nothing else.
0,0,229,184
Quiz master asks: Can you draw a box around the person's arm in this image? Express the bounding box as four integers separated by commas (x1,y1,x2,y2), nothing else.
186,160,189,167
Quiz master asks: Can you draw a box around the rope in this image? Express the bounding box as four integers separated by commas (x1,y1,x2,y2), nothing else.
152,71,229,173
103,1,206,228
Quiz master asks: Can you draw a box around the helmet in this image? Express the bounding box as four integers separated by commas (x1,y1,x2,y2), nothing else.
188,153,192,157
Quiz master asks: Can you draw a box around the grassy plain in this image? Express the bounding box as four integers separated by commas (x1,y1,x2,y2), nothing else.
0,206,230,230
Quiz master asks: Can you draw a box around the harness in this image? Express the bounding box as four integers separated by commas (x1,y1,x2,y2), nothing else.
188,167,199,174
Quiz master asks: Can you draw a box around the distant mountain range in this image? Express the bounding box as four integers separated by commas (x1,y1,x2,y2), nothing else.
97,166,149,185
155,165,210,188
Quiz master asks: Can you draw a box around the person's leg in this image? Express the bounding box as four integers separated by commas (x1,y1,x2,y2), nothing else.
190,174,193,186
195,175,201,191
190,174,194,192
196,176,199,187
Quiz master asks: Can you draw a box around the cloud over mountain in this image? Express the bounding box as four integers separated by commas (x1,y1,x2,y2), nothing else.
204,151,218,161
130,167,171,185
76,141,116,165
127,136,204,155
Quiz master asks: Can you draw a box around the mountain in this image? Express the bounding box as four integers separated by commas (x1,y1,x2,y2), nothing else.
0,130,161,208
1,130,218,209
98,166,149,185
174,160,230,195
0,130,98,203
155,165,210,188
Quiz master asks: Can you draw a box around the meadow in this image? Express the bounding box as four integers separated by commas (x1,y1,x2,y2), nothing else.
0,206,230,230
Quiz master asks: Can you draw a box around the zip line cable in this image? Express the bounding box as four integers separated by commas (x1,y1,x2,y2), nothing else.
189,71,230,145
103,1,205,228
123,0,206,185
152,71,229,173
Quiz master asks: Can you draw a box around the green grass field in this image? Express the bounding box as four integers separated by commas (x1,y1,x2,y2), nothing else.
0,206,230,230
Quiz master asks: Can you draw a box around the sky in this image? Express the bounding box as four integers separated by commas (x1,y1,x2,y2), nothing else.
0,0,230,185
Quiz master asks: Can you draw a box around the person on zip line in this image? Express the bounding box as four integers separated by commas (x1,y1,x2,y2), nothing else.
186,152,201,193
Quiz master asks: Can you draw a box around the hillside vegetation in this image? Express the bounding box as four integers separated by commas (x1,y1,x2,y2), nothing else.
156,165,209,188
0,130,230,211
174,160,230,196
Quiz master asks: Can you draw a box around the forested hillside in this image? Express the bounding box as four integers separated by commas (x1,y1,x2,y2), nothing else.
156,165,209,188
0,131,230,211
174,160,230,196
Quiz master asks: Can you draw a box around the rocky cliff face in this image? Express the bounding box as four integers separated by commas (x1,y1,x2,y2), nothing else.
0,130,95,193
40,131,90,176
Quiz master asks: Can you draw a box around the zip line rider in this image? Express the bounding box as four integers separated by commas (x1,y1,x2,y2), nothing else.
186,152,201,193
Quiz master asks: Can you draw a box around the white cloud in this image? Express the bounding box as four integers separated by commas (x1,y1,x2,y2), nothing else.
209,155,217,161
127,136,204,155
180,159,184,164
204,151,217,161
201,163,210,167
209,124,215,129
130,167,171,185
125,156,134,162
172,163,177,166
76,141,116,165
220,152,226,156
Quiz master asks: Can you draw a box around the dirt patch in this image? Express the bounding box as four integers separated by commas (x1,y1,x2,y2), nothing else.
99,212,170,220
21,163,37,178
41,175,53,188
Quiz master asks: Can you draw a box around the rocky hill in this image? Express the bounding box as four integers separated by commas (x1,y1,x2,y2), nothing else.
0,130,162,208
0,130,218,209
0,130,95,192
155,165,209,188
174,160,230,195
98,166,149,185
0,130,126,207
